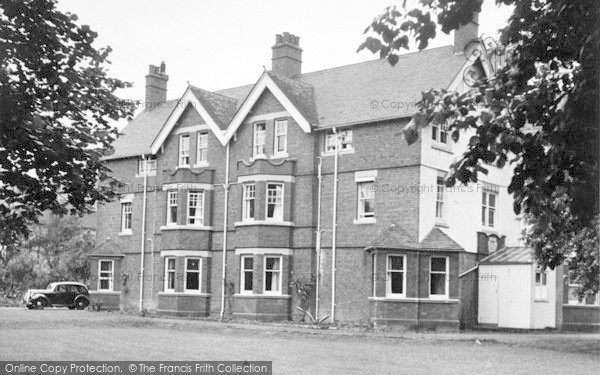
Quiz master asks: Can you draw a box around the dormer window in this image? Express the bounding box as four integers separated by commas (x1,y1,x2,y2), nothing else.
179,134,190,167
253,123,266,158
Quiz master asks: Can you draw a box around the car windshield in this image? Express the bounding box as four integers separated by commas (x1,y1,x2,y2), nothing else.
46,283,56,290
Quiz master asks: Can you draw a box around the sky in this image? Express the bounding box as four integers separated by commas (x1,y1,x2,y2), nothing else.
57,0,513,109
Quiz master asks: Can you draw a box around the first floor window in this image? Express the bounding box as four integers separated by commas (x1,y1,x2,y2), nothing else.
242,184,255,221
164,257,176,292
167,191,178,225
436,176,445,220
274,119,287,155
138,158,157,175
253,123,266,157
241,255,253,293
179,134,190,166
266,183,283,221
184,258,201,292
325,130,353,152
264,256,281,294
197,132,208,164
482,190,497,227
430,257,448,298
98,260,114,291
187,191,204,226
535,270,548,300
121,202,132,232
432,123,448,144
387,255,405,297
358,182,375,219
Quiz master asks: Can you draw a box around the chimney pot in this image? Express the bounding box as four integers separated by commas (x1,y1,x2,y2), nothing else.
145,62,168,111
271,32,302,78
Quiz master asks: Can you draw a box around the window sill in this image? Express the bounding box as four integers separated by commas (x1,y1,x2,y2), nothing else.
434,219,449,228
158,292,211,297
193,162,209,168
176,165,190,170
354,218,376,225
118,230,133,236
431,143,452,154
160,225,214,231
135,172,157,178
368,297,459,303
234,220,295,227
234,293,291,299
270,153,289,160
321,149,354,157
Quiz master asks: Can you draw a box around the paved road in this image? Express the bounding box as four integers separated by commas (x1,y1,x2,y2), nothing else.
0,308,598,374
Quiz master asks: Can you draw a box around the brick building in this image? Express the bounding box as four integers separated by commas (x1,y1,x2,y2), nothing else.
89,21,526,329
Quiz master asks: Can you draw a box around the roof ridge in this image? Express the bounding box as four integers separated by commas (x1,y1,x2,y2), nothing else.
188,84,238,102
297,45,455,78
267,70,315,89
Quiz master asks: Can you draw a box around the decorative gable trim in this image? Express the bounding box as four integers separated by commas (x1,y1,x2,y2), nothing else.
150,88,228,153
223,72,312,143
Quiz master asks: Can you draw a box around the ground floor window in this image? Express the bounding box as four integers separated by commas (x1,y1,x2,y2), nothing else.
264,256,282,294
535,270,548,300
98,260,114,291
241,255,254,294
184,258,201,292
568,271,599,305
164,257,176,292
386,255,405,297
430,257,448,298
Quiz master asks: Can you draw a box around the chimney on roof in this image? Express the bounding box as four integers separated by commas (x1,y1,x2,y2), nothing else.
453,13,479,55
145,62,168,111
271,32,302,78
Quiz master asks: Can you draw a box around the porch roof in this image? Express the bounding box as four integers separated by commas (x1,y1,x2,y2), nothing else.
479,246,534,265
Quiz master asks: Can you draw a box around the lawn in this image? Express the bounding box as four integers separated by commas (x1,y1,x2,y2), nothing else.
0,308,598,374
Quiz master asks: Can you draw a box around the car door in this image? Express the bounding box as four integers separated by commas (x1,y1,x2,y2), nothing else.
54,285,70,305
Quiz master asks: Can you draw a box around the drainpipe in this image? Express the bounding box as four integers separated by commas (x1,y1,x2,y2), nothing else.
219,142,231,321
331,128,339,323
139,155,148,312
416,251,421,330
315,157,323,317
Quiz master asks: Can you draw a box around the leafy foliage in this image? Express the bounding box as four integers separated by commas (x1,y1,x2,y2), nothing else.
0,0,134,245
360,0,599,291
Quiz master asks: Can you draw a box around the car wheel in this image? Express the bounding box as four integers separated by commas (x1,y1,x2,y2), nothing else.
32,298,46,309
75,298,89,310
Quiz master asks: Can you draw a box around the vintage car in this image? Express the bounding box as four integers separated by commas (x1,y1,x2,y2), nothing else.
23,282,90,310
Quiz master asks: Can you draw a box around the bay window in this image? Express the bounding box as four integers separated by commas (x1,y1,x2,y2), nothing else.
187,191,204,226
266,183,283,221
240,255,254,294
184,258,201,293
164,257,176,292
242,184,255,221
166,191,178,226
386,255,405,297
98,260,114,291
264,256,282,294
430,257,448,298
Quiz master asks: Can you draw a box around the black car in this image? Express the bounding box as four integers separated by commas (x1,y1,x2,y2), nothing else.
23,282,90,310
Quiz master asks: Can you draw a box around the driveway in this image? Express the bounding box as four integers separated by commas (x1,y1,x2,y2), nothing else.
0,308,598,374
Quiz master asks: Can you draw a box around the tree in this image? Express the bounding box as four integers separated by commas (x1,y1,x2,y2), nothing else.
0,0,134,245
359,0,599,292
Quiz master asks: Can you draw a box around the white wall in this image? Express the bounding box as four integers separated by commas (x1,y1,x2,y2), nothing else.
530,265,557,329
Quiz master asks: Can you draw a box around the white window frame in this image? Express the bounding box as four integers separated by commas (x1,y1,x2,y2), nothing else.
357,182,375,220
482,190,497,228
164,257,176,293
265,183,284,222
324,130,353,154
435,176,445,221
386,255,406,298
432,123,449,145
179,134,190,167
534,269,548,300
429,256,449,299
253,122,266,158
240,255,254,294
166,191,178,226
187,191,204,226
120,202,132,234
263,256,282,295
196,132,208,166
137,158,157,176
98,260,114,291
273,119,288,157
242,184,256,221
184,257,202,293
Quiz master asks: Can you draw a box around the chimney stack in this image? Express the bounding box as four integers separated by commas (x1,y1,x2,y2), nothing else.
453,13,479,55
145,62,168,111
271,32,302,78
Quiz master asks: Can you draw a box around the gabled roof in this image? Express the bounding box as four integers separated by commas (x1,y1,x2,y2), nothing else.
108,44,470,159
365,224,463,252
480,247,534,265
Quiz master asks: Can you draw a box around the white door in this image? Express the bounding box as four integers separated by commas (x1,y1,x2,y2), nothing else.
478,268,499,324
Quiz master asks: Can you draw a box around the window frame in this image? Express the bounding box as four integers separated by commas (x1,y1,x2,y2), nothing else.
431,123,449,145
187,191,205,226
265,182,284,222
179,134,190,167
242,183,256,221
240,255,254,294
386,255,406,298
164,257,176,293
534,269,548,301
324,130,353,153
429,256,449,299
120,202,132,233
253,122,267,158
137,158,157,176
196,132,208,166
435,176,445,221
263,255,282,295
273,119,288,156
482,190,497,228
183,257,202,293
166,191,178,226
98,260,114,292
357,182,376,220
